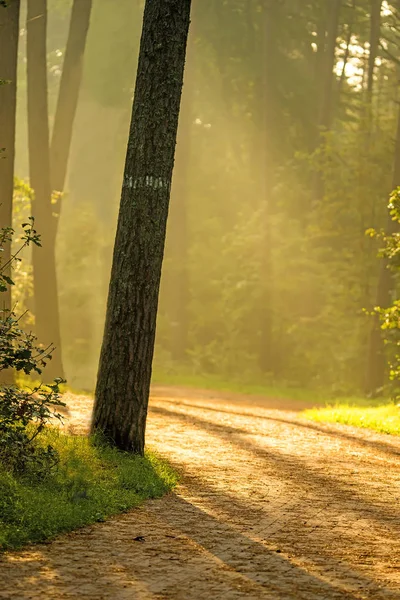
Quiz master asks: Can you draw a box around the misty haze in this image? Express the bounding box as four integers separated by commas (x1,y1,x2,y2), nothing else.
0,1,400,598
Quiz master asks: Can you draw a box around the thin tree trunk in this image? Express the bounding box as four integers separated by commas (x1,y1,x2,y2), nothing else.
0,0,20,385
27,0,64,380
319,0,341,132
314,0,341,203
258,0,275,374
92,0,192,455
366,95,400,395
361,42,369,93
337,0,355,99
50,0,92,232
315,4,327,90
367,0,382,100
0,0,20,314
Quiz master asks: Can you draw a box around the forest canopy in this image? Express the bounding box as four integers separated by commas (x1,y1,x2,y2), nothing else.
4,0,400,398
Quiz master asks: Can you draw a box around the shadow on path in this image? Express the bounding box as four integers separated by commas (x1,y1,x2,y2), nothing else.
157,398,400,458
151,405,400,532
0,486,376,600
1,393,399,599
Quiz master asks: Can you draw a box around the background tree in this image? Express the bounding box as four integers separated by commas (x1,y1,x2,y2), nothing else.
27,0,64,379
0,0,20,315
92,0,192,454
367,0,382,100
8,0,400,398
25,0,92,381
50,0,92,232
367,91,400,394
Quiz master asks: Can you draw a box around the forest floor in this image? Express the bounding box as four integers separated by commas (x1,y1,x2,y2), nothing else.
0,386,400,599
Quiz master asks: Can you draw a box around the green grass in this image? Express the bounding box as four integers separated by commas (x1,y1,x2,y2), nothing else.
151,369,326,402
0,428,177,551
153,369,400,436
303,403,400,436
151,369,389,407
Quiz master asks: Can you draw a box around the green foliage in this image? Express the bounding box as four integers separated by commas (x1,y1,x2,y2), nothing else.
0,382,64,477
379,299,400,401
151,1,400,395
371,188,400,402
0,428,177,550
0,219,65,476
0,215,40,291
0,215,176,549
12,1,400,396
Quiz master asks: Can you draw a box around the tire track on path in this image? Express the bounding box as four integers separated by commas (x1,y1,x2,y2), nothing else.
0,386,399,599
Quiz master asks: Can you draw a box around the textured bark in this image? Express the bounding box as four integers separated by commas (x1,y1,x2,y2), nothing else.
92,0,192,455
50,0,92,231
0,0,20,314
27,0,64,380
366,100,400,395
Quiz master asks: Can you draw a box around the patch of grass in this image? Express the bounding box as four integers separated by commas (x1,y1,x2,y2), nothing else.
0,428,177,551
151,369,326,402
151,369,387,408
303,403,400,436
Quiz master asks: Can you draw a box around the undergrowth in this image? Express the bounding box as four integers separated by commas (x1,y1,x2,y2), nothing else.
0,427,177,551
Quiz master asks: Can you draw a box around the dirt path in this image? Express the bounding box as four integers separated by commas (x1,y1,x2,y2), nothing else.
1,387,400,599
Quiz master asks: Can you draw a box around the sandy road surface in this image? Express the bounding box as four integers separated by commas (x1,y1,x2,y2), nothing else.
1,386,400,599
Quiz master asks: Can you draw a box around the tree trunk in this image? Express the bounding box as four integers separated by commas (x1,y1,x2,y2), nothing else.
367,0,382,100
366,96,400,395
0,0,20,314
92,0,192,455
318,0,341,133
0,0,20,385
314,3,327,102
314,0,341,203
337,0,355,100
27,0,64,380
50,0,92,231
258,0,275,374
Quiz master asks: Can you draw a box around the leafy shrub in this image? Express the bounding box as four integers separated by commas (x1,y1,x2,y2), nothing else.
0,218,65,476
0,470,22,524
0,381,64,477
372,187,400,402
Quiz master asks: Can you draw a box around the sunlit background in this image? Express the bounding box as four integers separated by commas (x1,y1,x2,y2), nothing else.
11,0,400,395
